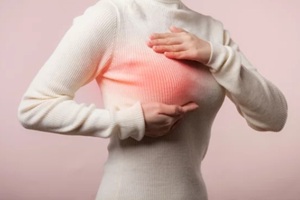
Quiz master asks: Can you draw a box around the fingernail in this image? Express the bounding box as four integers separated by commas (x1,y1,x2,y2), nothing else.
193,104,199,109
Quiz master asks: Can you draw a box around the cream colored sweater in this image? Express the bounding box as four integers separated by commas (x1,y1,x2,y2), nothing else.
18,0,287,199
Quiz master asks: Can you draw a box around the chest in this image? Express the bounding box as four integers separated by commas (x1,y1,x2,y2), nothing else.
100,40,224,108
99,2,224,107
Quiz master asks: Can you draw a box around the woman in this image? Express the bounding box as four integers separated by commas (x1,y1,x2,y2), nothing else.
18,0,288,199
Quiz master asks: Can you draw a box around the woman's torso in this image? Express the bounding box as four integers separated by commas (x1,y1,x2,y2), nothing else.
95,0,225,199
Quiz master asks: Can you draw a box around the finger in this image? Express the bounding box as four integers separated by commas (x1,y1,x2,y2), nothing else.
164,50,196,60
163,116,180,133
152,44,185,53
158,104,184,116
170,117,182,131
164,51,187,60
149,32,177,39
147,37,182,47
181,102,199,113
169,26,187,33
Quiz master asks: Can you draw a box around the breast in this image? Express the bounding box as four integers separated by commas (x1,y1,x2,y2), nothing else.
99,45,224,109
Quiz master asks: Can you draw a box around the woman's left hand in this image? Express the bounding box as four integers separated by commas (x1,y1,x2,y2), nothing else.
147,26,211,65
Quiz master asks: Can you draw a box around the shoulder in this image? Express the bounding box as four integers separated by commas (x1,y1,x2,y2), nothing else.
180,3,225,41
185,5,223,28
72,0,119,31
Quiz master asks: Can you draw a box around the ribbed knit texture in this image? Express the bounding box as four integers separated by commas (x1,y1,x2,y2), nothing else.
18,0,287,199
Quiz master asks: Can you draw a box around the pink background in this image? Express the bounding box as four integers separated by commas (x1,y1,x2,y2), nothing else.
1,0,299,199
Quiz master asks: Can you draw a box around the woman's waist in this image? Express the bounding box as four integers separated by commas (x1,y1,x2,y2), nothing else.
98,167,207,200
99,152,208,200
105,135,205,170
103,153,203,182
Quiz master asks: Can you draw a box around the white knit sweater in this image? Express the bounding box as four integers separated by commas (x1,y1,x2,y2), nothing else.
18,0,287,199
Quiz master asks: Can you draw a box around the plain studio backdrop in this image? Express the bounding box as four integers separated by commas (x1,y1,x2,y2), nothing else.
0,0,299,199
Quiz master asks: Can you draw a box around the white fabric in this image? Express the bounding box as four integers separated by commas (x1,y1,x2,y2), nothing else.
18,0,287,199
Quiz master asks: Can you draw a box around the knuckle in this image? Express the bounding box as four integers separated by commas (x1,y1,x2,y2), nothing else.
168,38,174,45
165,38,170,45
173,106,180,114
175,52,183,59
187,34,193,41
151,103,160,114
170,45,175,51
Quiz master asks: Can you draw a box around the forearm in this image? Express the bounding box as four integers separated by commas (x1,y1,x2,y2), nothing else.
17,0,145,141
18,93,145,140
207,40,287,131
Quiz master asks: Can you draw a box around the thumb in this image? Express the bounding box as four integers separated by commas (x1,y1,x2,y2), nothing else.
159,103,184,116
181,102,199,113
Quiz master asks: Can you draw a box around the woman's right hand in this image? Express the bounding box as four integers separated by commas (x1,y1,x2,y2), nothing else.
141,102,199,138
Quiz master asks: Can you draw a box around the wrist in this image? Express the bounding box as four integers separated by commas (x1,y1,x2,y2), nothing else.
197,41,212,65
115,102,145,141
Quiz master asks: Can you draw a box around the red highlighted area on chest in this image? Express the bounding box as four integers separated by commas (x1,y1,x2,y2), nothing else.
101,52,206,105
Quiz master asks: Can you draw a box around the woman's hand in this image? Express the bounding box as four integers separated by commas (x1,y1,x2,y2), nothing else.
141,102,199,138
147,26,211,65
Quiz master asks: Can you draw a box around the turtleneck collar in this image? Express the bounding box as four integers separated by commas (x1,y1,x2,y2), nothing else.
152,0,181,3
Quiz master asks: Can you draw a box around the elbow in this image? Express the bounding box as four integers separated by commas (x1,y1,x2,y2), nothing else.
17,105,34,130
249,122,285,133
248,110,287,133
18,115,35,130
263,120,286,132
269,101,288,132
272,115,287,132
17,100,41,130
272,110,288,132
266,88,288,132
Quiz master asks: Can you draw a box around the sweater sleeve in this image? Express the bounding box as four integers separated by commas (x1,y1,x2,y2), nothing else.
206,29,287,132
17,0,145,141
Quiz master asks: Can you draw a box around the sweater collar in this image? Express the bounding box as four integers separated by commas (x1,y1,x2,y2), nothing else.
152,0,181,3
